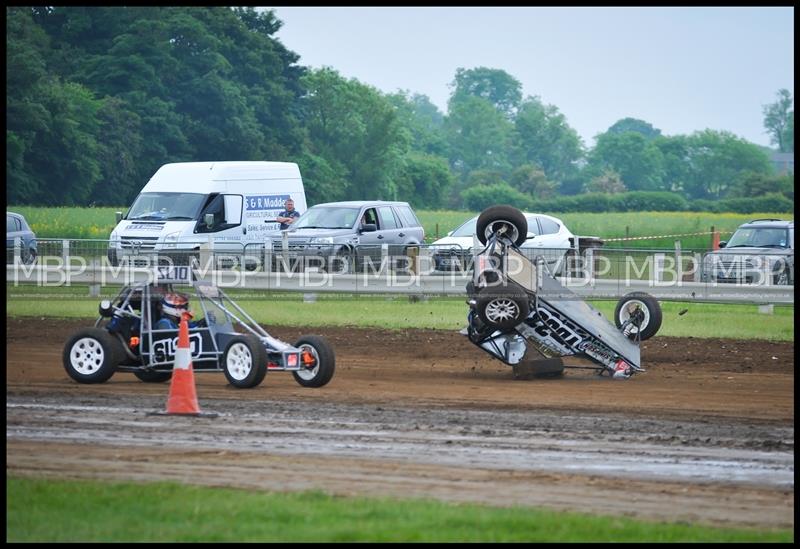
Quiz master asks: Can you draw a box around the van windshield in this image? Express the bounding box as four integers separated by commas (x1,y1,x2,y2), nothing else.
292,206,361,230
127,193,206,221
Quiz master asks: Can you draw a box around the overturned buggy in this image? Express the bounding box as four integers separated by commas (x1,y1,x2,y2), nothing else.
63,265,335,389
465,205,662,379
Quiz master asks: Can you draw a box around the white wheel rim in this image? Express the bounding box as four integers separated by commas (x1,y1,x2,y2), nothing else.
69,337,105,375
226,342,253,381
485,298,520,323
619,299,650,334
484,220,521,243
296,344,320,381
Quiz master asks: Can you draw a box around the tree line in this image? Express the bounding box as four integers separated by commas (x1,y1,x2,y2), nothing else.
6,7,795,211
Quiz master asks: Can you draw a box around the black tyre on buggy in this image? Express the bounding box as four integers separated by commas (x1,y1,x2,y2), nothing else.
474,286,531,331
292,335,336,388
476,205,528,247
614,291,663,341
62,327,124,384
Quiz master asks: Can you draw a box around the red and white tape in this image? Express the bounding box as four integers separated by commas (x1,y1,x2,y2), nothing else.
602,230,733,242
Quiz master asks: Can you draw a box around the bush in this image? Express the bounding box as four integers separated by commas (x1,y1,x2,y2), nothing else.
715,193,794,214
462,183,532,211
612,191,688,212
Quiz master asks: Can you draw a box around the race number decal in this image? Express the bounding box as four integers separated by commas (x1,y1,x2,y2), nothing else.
154,265,192,283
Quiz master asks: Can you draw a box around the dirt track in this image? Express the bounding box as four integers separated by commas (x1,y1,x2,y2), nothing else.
6,318,795,530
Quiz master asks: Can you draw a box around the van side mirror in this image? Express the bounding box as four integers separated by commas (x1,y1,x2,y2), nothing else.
360,223,377,233
446,231,453,236
223,195,243,225
204,213,215,228
115,211,123,224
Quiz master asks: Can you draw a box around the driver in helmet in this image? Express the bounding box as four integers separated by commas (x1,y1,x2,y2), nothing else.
155,292,203,330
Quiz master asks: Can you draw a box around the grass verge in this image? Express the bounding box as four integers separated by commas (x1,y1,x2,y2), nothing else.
6,476,792,542
5,284,794,340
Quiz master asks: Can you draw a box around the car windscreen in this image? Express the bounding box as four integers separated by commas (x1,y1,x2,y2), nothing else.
451,217,479,237
726,227,790,248
126,193,206,221
291,206,361,230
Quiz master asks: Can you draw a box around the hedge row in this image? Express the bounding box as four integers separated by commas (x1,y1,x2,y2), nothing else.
463,185,794,214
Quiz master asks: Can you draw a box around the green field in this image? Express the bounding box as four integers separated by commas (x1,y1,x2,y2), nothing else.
6,476,791,542
5,285,794,341
9,205,793,250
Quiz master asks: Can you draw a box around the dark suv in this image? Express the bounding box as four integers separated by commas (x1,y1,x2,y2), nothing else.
701,219,794,285
266,201,425,271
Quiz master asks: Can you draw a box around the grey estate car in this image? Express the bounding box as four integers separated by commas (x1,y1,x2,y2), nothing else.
267,201,425,271
701,219,794,285
6,211,37,265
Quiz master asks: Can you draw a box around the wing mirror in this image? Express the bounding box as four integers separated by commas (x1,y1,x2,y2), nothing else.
719,241,727,248
204,213,215,228
526,232,537,239
360,223,377,233
115,211,123,224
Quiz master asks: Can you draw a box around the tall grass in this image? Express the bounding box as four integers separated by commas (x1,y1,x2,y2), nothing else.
7,476,792,542
9,206,792,250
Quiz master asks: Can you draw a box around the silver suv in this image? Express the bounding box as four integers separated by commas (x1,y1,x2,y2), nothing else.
701,219,794,285
266,201,425,271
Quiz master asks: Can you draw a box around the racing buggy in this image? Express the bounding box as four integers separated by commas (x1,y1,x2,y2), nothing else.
464,205,662,380
62,265,335,389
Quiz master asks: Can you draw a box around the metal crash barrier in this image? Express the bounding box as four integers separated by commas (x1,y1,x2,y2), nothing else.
6,237,794,303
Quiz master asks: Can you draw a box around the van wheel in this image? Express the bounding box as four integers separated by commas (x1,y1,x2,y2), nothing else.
476,205,528,246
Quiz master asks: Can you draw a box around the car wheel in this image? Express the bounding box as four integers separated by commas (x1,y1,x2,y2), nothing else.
222,335,268,388
475,287,530,331
476,205,528,246
133,370,173,383
324,249,353,274
772,260,791,285
62,328,120,384
614,292,662,341
23,248,37,265
292,335,336,388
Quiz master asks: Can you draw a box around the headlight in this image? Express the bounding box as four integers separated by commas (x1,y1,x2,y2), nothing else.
310,237,334,244
163,231,182,248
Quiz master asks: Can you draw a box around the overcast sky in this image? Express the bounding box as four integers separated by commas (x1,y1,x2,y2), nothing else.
267,6,793,149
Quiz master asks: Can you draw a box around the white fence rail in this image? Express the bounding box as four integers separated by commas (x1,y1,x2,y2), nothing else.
6,237,794,304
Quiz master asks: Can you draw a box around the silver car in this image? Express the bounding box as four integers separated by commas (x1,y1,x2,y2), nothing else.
701,219,794,285
6,211,37,265
267,201,425,271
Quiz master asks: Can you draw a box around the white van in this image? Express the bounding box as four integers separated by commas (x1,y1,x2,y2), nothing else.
107,161,306,266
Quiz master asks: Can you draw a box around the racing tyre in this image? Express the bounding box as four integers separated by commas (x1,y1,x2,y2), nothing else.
222,335,268,388
475,286,531,331
62,328,120,384
614,292,662,341
293,335,336,388
133,370,172,383
476,205,528,246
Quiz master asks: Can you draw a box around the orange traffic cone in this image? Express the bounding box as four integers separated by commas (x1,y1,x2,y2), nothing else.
151,312,216,417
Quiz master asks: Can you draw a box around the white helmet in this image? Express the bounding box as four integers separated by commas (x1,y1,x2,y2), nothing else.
161,292,190,320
